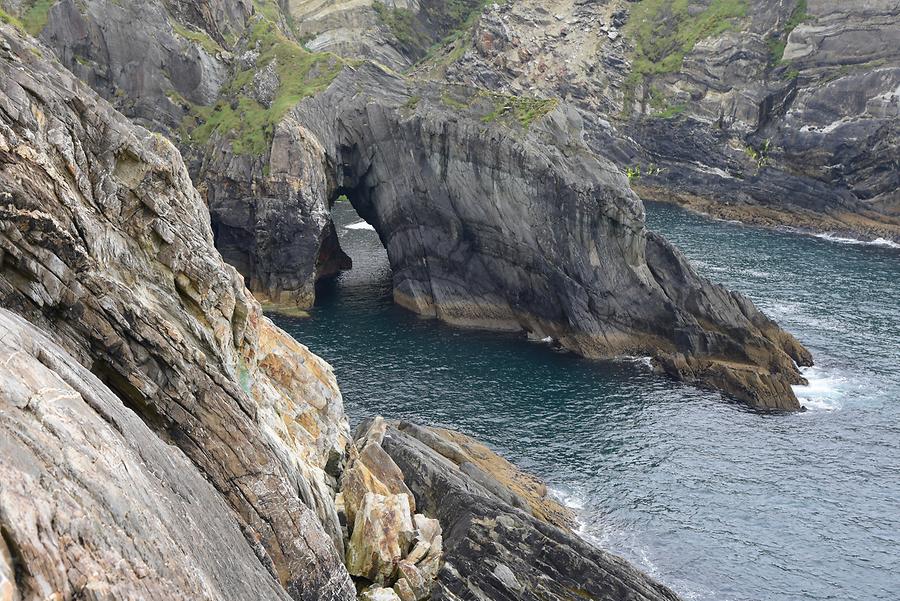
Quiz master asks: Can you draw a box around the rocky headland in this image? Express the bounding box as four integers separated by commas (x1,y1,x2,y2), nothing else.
3,0,881,596
0,0,820,410
0,21,687,601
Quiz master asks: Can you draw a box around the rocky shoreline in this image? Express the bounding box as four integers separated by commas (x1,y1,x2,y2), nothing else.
3,0,891,596
636,185,900,246
0,22,680,601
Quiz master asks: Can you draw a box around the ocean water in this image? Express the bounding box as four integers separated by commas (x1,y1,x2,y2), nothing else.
274,201,900,601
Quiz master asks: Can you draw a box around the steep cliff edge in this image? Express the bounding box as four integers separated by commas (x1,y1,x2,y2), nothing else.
422,0,900,242
295,64,812,410
2,0,816,408
0,24,355,599
0,23,685,601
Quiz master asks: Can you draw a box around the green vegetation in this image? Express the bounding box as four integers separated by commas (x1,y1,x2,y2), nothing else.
626,164,663,182
623,0,747,115
744,138,772,168
438,87,558,129
373,2,431,56
767,0,807,64
627,0,747,77
172,22,223,56
0,0,52,35
656,103,686,119
647,86,687,119
181,16,344,156
626,165,641,182
481,94,559,129
21,0,53,35
0,7,24,32
373,0,491,62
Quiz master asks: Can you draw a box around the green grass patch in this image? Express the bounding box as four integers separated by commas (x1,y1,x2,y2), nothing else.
624,0,747,114
373,1,432,56
656,103,686,119
172,22,223,56
481,94,558,128
0,7,24,32
21,0,53,35
767,0,807,64
181,16,344,156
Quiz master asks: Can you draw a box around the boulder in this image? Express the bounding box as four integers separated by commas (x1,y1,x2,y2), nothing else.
346,493,416,584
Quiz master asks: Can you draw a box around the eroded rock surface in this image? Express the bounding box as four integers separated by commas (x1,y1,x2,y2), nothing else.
0,310,297,601
379,422,681,601
295,64,813,410
428,0,900,242
0,24,354,600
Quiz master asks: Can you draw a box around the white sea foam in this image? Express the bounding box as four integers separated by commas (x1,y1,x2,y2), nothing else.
549,485,586,511
345,221,376,231
814,232,900,249
792,365,847,411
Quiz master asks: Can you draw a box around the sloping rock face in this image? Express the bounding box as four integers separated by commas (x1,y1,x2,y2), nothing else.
379,422,681,601
37,0,247,133
0,310,296,601
295,64,812,410
428,0,900,242
1,0,351,308
286,0,492,70
0,25,355,600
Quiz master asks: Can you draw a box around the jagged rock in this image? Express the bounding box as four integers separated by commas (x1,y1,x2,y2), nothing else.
35,0,245,133
380,422,682,601
294,63,813,410
201,114,351,309
430,0,900,242
360,587,403,601
341,418,417,526
346,492,416,584
0,25,354,600
0,309,297,601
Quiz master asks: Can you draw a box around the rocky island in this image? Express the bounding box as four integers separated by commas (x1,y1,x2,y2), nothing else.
1,0,894,599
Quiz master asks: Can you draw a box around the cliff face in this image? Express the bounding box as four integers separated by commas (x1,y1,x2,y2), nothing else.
0,23,688,601
0,25,355,599
422,0,900,242
2,0,815,409
294,64,812,410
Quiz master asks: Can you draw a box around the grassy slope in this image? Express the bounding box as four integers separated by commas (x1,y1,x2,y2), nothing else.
180,3,344,156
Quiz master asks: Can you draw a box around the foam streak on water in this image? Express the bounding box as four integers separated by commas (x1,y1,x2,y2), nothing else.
276,201,900,601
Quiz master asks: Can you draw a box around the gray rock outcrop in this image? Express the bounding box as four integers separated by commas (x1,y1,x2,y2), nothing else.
0,24,355,600
378,421,681,601
294,64,813,410
430,0,900,242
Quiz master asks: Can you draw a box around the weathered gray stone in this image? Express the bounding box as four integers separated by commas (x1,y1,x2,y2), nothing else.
294,63,813,410
380,422,681,601
0,24,354,601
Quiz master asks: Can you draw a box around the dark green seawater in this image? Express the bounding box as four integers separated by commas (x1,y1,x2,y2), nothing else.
273,201,900,601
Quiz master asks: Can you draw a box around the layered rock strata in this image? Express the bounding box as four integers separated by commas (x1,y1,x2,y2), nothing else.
4,1,816,408
295,64,813,410
379,421,682,601
0,25,354,600
424,0,900,242
0,23,690,601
